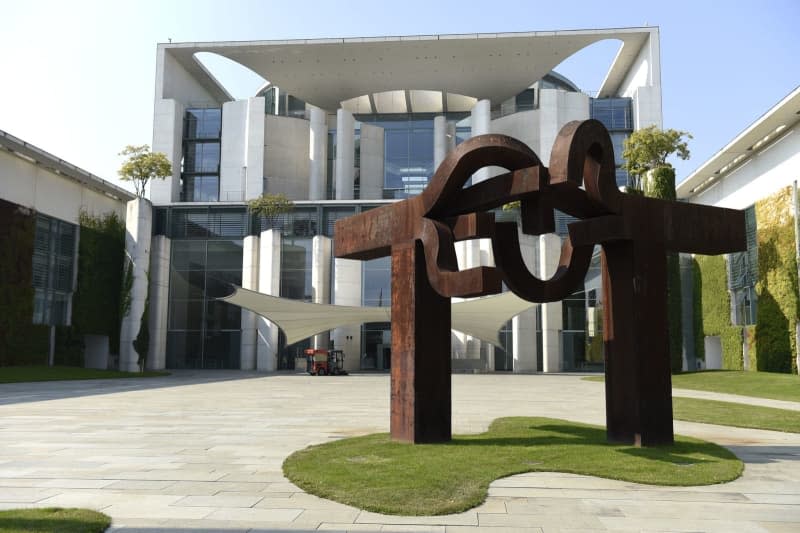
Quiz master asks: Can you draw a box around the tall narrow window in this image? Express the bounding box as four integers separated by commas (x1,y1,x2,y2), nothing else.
181,108,222,202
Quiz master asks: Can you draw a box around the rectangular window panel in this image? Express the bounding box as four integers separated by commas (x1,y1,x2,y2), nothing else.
166,331,203,369
171,240,206,270
206,240,244,270
205,300,242,331
169,299,204,330
170,269,205,299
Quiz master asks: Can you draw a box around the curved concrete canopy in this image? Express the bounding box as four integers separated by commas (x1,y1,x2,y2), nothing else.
162,28,653,111
221,287,535,347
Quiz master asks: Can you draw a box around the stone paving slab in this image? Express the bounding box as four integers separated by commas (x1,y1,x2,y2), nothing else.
1,371,798,532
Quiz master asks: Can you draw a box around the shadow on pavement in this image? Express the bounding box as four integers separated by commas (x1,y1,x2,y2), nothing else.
0,370,300,406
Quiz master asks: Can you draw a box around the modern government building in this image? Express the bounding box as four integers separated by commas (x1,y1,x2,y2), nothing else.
123,27,664,373
2,26,797,375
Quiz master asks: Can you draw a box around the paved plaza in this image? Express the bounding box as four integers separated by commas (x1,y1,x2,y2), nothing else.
0,372,799,532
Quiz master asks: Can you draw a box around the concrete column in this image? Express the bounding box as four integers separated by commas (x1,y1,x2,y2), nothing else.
240,235,260,370
513,230,538,372
119,198,153,372
245,97,266,200
359,123,384,200
150,99,184,203
335,108,355,200
332,257,362,372
433,115,447,169
308,106,328,201
146,235,170,370
312,235,332,349
257,229,281,371
471,99,492,184
540,233,563,372
220,99,249,202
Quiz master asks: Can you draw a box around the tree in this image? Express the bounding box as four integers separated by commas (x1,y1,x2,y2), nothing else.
118,145,172,198
248,193,294,230
622,126,692,193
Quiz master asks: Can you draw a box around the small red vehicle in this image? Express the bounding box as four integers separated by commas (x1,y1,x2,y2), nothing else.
304,348,348,376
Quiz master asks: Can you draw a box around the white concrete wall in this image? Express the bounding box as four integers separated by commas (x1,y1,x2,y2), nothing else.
263,115,310,200
150,98,185,204
157,47,222,105
219,97,266,202
335,109,355,200
311,235,332,349
492,110,541,158
332,258,362,372
691,128,800,209
257,229,281,371
119,198,153,372
219,100,249,202
471,99,493,183
537,89,590,165
147,235,170,370
512,230,539,372
240,235,260,370
616,30,663,128
539,233,563,373
359,123,384,200
308,106,328,201
0,150,128,223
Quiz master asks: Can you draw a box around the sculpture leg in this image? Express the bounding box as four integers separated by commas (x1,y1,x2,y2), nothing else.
601,242,674,446
390,240,452,443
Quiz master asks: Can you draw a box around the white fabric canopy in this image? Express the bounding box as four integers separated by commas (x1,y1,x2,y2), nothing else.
221,288,536,347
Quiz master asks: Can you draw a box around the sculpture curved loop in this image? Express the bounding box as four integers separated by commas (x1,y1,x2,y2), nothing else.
548,119,622,214
492,222,592,303
419,218,502,298
421,134,542,218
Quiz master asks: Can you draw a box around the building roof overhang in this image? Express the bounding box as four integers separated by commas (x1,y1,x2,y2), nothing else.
678,86,800,199
161,27,655,111
0,129,135,203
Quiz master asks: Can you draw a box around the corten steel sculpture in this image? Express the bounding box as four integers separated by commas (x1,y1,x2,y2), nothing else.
335,119,746,447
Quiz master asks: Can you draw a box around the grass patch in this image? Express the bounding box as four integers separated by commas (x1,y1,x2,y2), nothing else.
283,417,742,516
583,370,800,403
0,366,168,384
0,507,110,533
673,397,800,433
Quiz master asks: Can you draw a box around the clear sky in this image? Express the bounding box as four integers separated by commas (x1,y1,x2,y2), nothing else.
1,0,797,193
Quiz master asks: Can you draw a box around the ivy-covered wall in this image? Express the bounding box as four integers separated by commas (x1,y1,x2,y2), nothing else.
0,199,49,366
754,187,799,373
693,186,800,373
692,254,744,369
70,211,126,355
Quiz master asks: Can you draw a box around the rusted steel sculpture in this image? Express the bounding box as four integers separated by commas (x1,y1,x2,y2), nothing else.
335,120,746,446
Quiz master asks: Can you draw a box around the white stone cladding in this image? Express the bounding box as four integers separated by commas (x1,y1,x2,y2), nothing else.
240,235,260,370
311,235,332,349
119,198,153,372
335,109,355,200
147,235,170,370
256,229,281,371
332,257,362,372
359,123,384,200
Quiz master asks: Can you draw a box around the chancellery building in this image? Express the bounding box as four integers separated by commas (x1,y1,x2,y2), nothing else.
118,27,665,373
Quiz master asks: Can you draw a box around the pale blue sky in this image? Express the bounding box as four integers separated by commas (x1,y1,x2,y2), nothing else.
1,0,797,193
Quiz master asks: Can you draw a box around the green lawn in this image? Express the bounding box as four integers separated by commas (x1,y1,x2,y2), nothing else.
673,397,800,433
0,366,168,384
584,370,800,403
0,508,110,533
283,417,742,516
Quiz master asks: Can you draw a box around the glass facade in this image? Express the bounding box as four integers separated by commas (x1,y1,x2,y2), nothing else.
182,108,222,202
590,98,633,188
159,206,249,369
353,112,470,199
728,205,758,325
31,214,77,326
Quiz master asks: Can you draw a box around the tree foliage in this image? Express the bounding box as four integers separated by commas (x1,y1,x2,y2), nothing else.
248,193,294,228
623,126,692,192
118,145,172,198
